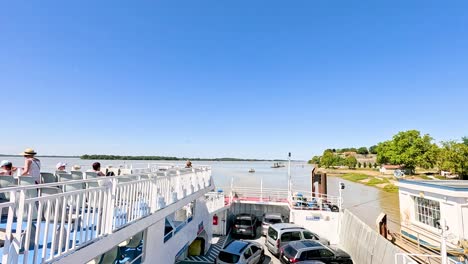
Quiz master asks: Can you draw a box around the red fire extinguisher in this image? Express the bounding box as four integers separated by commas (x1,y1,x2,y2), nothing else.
213,214,218,225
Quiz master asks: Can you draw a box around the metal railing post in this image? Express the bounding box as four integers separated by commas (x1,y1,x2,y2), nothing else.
106,178,117,234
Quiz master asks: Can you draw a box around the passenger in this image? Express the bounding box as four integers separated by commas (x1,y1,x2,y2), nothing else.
0,160,17,176
21,148,41,183
105,165,115,176
56,162,67,172
185,160,192,168
92,162,105,176
71,165,81,171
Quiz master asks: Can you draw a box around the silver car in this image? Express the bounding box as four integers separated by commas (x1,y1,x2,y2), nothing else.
265,223,330,257
261,213,284,236
216,240,265,264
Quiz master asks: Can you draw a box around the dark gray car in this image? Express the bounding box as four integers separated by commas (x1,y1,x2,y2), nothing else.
280,240,352,264
232,214,259,238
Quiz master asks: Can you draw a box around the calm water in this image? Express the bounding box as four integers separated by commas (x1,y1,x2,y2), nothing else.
1,157,400,230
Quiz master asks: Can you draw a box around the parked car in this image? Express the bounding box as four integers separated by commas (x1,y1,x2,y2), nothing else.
232,214,259,238
216,240,265,264
279,240,352,264
261,213,284,236
265,223,329,256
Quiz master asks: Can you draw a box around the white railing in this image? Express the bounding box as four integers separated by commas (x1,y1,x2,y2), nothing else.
0,167,211,264
205,192,226,213
219,186,341,212
290,189,341,212
394,253,459,264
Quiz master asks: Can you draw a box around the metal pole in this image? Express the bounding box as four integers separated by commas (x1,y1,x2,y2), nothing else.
260,175,263,202
441,219,448,264
288,152,291,199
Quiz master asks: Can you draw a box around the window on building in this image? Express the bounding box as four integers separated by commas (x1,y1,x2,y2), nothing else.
414,196,440,228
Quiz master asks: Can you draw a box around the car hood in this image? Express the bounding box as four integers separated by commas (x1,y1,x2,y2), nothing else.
329,246,351,258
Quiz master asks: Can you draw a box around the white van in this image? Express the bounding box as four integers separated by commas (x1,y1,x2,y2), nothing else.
265,223,329,257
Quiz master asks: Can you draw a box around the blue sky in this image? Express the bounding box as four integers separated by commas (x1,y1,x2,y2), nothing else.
1,0,467,160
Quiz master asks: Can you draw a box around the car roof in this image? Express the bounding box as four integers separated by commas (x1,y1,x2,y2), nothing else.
271,223,305,230
236,214,255,219
287,240,324,250
223,240,250,254
264,213,282,218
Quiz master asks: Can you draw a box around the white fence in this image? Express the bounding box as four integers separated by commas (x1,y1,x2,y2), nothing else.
220,186,341,212
394,253,459,264
205,192,226,213
0,167,211,264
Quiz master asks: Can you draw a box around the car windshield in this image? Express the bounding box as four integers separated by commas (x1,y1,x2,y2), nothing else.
218,252,240,263
265,218,282,224
235,219,252,226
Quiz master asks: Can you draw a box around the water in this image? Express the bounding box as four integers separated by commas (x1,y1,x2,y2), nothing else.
0,157,399,230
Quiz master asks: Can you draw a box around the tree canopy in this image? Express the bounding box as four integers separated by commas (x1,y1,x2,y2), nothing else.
369,145,378,154
437,141,468,178
376,130,438,173
357,147,369,155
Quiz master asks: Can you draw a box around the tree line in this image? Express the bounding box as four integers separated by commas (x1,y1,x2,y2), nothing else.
80,154,284,162
308,130,468,178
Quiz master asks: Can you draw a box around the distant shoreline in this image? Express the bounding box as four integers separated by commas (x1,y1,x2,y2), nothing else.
80,154,289,162
0,154,291,162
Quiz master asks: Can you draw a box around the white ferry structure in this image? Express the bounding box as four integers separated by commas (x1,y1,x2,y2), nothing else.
0,163,460,264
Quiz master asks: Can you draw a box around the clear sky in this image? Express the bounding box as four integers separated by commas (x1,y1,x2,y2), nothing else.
1,0,467,160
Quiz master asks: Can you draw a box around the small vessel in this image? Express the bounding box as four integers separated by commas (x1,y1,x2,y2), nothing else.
248,168,255,173
271,162,285,168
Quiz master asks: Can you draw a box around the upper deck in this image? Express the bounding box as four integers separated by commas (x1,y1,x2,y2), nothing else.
0,164,212,263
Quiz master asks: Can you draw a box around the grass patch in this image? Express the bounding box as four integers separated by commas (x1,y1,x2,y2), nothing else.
383,184,399,193
342,173,369,182
366,177,389,186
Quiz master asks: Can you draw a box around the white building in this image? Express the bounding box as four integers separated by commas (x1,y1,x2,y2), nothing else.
398,179,468,255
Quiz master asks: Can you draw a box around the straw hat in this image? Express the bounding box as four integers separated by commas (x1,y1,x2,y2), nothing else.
72,165,81,170
20,148,37,156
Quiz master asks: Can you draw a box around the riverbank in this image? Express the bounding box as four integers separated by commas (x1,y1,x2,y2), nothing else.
319,168,399,193
319,168,448,193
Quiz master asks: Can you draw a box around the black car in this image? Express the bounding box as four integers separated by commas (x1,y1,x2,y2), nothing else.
280,240,352,264
232,213,260,238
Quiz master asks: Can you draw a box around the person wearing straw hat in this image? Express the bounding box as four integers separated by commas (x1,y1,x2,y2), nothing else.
21,148,41,183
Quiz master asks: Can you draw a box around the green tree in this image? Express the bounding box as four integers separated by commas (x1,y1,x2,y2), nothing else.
357,162,362,168
373,163,378,169
462,137,468,146
363,162,367,168
376,130,439,174
320,150,335,168
369,145,378,154
438,141,468,178
357,147,369,155
308,156,321,166
345,156,358,168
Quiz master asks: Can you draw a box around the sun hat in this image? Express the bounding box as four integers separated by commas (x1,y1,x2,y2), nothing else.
0,160,12,167
20,148,37,156
56,162,67,169
72,165,81,170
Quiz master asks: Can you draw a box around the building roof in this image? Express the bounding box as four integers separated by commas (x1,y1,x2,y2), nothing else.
382,164,404,169
398,179,468,191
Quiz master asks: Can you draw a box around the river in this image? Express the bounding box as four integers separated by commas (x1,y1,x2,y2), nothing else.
0,157,400,230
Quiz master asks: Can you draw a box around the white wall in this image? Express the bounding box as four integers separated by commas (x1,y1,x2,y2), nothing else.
144,196,213,263
399,187,466,246
289,210,340,244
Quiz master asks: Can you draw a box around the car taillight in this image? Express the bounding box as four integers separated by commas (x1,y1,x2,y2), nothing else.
247,226,252,230
290,258,299,263
276,240,280,248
